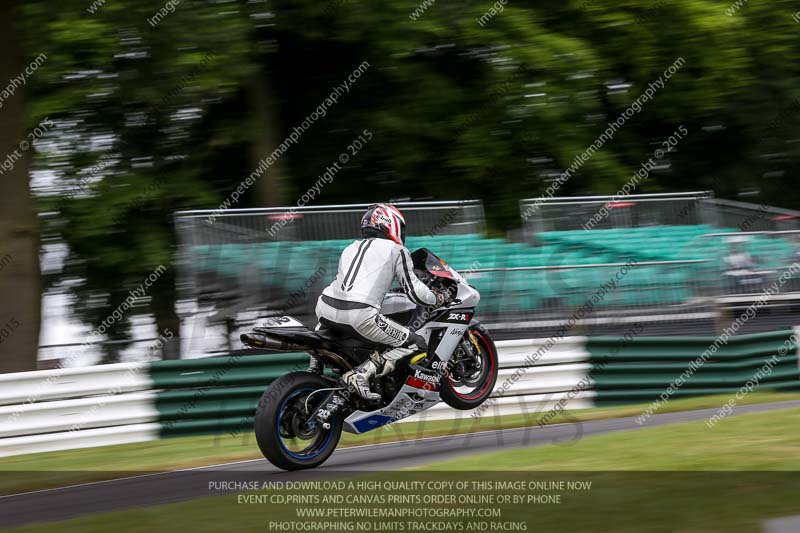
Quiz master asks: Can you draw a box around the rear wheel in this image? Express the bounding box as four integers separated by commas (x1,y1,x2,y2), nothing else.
254,372,343,471
440,324,498,410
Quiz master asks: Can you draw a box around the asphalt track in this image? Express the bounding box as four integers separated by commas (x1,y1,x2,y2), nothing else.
2,399,800,529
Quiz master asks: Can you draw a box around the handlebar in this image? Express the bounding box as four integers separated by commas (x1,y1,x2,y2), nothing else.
386,267,462,307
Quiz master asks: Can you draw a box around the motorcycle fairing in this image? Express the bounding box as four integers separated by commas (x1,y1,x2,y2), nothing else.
343,370,441,434
341,307,474,435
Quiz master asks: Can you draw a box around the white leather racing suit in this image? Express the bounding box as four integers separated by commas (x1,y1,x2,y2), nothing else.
315,237,437,356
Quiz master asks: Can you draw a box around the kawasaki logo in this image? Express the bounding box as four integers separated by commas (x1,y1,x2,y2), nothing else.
414,369,440,384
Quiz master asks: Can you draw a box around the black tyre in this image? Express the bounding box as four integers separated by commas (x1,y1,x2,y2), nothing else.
440,324,499,410
254,371,343,471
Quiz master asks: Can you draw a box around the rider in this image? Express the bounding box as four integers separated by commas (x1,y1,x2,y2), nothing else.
315,203,447,401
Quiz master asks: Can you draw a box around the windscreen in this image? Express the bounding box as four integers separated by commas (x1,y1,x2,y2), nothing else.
411,248,455,279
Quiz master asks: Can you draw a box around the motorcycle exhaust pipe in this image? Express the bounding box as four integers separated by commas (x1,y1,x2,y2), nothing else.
240,332,307,352
241,332,354,371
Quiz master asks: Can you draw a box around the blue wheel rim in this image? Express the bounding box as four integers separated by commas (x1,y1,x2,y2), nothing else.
276,387,335,461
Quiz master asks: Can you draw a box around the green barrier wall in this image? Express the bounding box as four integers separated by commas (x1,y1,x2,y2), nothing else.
151,352,308,437
146,331,800,438
588,330,800,406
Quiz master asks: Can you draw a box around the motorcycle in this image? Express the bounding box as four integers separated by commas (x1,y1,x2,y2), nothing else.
241,248,499,471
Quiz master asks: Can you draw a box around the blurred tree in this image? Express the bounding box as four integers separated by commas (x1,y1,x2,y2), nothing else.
24,0,262,361
17,0,800,361
0,1,40,372
249,69,289,206
263,0,800,224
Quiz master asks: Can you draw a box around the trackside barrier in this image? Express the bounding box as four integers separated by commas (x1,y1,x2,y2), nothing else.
0,362,151,406
587,329,800,406
0,424,161,458
1,331,798,457
0,392,158,438
0,339,590,456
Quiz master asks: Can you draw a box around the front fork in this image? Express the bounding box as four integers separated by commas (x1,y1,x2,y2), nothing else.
448,330,481,377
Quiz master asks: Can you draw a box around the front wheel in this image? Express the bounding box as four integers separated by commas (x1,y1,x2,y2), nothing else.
440,324,499,410
254,371,343,471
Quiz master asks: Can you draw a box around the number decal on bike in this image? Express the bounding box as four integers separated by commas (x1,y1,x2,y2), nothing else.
264,316,303,327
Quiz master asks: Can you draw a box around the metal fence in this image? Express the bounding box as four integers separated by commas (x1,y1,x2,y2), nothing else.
169,197,800,356
520,191,715,238
692,230,800,336
464,259,720,338
702,198,800,233
473,230,800,338
697,230,800,293
173,201,486,356
175,200,485,245
520,193,800,236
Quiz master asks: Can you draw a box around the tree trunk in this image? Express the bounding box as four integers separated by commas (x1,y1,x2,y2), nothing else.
151,268,181,359
249,69,286,207
0,1,41,373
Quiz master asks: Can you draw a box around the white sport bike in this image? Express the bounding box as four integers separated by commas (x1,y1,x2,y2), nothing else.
241,248,498,471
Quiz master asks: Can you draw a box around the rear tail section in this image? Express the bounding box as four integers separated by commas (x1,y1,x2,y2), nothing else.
240,315,324,351
240,316,358,373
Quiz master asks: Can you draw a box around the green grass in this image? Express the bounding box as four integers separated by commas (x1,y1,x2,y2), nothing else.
405,405,800,531
1,392,798,495
5,404,800,533
425,403,800,471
